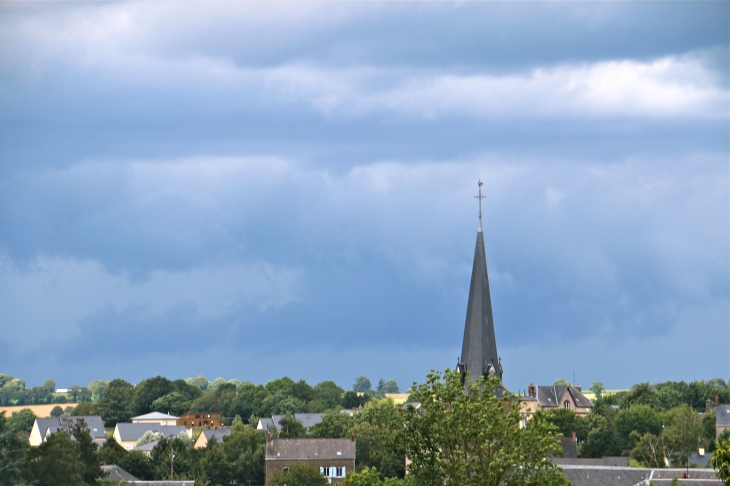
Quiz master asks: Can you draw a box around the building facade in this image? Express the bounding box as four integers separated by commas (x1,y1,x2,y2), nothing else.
265,437,356,484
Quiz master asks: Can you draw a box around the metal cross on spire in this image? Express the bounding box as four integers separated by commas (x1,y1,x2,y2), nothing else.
474,179,485,220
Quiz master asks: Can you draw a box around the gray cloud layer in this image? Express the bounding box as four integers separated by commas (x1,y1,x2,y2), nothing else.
0,1,727,389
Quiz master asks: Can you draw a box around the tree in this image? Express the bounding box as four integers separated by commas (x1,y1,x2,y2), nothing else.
96,378,134,427
210,377,227,390
137,430,164,447
543,408,588,441
150,392,191,416
664,405,703,467
353,398,405,479
0,412,30,486
579,426,622,458
172,379,203,402
311,409,355,438
0,374,14,388
70,420,105,485
623,383,658,408
268,462,328,486
221,422,266,485
50,405,64,418
69,385,83,402
185,375,210,391
614,404,661,448
131,376,176,416
88,380,109,401
314,381,345,409
4,378,26,391
342,390,370,409
589,382,606,398
70,402,97,416
342,466,382,486
401,369,568,486
631,433,672,468
354,376,372,393
279,413,306,438
379,380,399,394
8,409,36,435
553,378,571,387
711,439,730,484
23,432,83,486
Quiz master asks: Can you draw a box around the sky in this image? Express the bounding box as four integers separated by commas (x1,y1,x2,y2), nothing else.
0,1,728,392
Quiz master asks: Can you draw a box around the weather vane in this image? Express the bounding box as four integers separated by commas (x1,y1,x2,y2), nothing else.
474,179,485,220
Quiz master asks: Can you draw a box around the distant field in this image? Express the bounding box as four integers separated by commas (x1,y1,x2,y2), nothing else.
0,403,79,418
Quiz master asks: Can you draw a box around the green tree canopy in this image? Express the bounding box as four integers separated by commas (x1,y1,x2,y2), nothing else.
185,375,210,391
589,382,606,398
310,409,355,438
543,408,588,441
268,462,328,486
314,381,345,409
24,431,84,486
8,409,36,435
50,405,64,418
402,369,568,486
354,376,372,393
96,378,134,427
278,413,306,438
712,439,730,484
553,378,571,387
614,404,661,448
150,392,191,416
0,412,30,486
131,376,176,416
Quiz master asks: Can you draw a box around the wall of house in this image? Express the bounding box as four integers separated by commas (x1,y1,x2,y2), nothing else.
266,458,355,484
29,422,43,446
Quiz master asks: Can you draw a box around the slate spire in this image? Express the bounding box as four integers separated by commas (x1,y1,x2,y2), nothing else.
457,180,502,383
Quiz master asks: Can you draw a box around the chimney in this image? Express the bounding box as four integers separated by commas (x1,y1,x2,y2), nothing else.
528,383,536,398
351,431,356,442
575,384,582,392
571,432,577,441
266,432,272,443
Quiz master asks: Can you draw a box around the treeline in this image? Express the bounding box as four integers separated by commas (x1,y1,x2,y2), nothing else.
0,374,108,405
0,397,407,485
0,373,397,427
541,380,727,467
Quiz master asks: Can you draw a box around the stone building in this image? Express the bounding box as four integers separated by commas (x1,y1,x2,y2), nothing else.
265,437,356,484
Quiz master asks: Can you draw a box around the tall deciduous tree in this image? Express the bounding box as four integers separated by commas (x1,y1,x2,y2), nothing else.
354,376,372,393
96,379,134,427
278,413,306,438
402,369,568,486
0,412,30,486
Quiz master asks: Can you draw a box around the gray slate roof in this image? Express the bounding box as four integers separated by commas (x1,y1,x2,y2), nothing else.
266,438,356,460
200,429,231,443
258,413,331,431
557,437,577,458
716,405,730,427
35,416,106,441
101,464,139,481
533,386,594,409
135,439,160,452
115,423,187,442
559,466,720,486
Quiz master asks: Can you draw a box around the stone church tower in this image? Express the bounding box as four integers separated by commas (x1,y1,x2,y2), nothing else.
457,181,503,385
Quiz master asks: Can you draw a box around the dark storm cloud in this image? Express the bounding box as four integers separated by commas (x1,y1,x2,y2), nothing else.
0,2,727,387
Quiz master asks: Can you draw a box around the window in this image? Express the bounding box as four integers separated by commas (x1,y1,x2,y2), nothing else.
563,401,570,409
336,467,344,477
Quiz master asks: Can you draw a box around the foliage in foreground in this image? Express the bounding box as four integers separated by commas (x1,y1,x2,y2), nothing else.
401,369,568,486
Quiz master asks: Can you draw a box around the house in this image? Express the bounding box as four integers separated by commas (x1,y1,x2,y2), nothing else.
135,439,160,456
194,429,231,449
559,465,720,485
112,423,190,451
521,383,594,423
101,464,196,484
716,404,730,440
257,411,354,433
29,416,106,446
177,413,222,428
131,412,180,426
265,437,356,485
258,413,326,433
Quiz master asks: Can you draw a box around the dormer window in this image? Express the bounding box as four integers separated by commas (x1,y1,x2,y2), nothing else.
563,401,570,409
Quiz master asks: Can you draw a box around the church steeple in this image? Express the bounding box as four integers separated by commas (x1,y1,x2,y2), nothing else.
457,180,502,383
